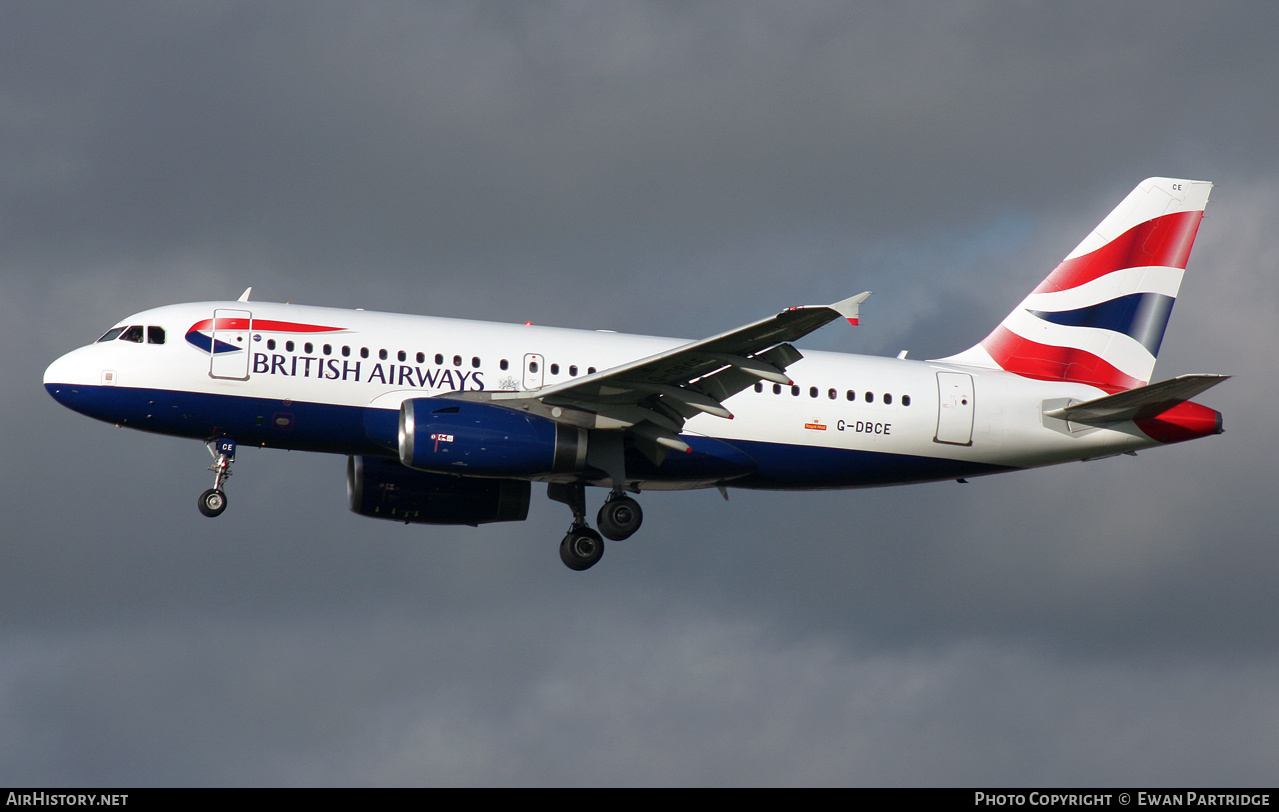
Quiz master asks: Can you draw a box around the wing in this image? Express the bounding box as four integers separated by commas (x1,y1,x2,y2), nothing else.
447,292,870,463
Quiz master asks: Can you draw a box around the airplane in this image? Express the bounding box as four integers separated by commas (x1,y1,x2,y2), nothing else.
44,177,1227,571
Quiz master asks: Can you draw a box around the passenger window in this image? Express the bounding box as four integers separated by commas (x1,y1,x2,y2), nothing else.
416,352,425,364
97,327,126,343
472,357,481,368
286,341,295,352
828,388,836,400
397,350,406,362
379,349,388,360
360,347,369,359
902,395,911,407
846,390,855,401
809,386,818,398
754,382,763,393
500,359,509,371
865,391,874,403
883,393,893,405
121,325,144,343
551,363,560,375
436,354,444,365
304,342,313,354
147,326,166,344
453,355,462,367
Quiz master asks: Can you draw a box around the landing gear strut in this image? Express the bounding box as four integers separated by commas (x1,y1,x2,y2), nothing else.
198,438,236,518
548,482,602,570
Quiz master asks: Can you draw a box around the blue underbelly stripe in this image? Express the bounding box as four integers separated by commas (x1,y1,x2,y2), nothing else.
45,384,1015,488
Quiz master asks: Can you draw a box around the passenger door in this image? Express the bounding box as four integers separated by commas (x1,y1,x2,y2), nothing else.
209,308,252,380
935,371,975,445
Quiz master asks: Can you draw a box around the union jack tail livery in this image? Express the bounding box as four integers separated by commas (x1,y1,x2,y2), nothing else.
943,178,1212,392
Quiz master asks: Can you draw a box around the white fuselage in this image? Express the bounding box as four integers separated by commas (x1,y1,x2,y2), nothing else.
44,300,1167,491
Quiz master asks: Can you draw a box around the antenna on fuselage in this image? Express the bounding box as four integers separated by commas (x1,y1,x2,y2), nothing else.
238,287,253,302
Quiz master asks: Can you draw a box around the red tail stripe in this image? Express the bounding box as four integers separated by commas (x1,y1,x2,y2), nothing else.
1032,210,1204,294
981,326,1143,391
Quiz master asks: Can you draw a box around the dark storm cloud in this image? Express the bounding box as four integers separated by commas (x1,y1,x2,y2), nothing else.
5,1,1278,786
6,612,1279,786
10,2,1277,323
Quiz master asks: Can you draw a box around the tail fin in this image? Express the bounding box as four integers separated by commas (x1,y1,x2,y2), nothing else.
940,178,1213,391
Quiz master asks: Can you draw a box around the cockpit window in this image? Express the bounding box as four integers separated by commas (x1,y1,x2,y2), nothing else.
97,327,127,343
147,326,166,344
120,325,144,343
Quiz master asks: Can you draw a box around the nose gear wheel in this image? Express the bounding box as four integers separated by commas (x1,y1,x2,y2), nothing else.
199,437,236,518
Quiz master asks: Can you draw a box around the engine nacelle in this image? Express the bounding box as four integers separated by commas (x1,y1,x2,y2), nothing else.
398,398,587,476
347,456,530,526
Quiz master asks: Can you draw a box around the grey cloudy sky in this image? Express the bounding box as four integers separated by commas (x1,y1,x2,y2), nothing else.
4,1,1278,786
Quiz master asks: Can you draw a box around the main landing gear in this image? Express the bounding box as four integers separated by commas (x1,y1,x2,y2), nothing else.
560,525,604,572
198,438,236,518
598,492,643,541
548,484,644,571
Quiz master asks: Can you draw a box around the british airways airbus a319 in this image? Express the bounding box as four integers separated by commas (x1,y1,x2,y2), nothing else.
44,178,1227,570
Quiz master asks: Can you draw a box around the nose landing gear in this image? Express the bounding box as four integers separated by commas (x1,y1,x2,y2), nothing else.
198,438,236,518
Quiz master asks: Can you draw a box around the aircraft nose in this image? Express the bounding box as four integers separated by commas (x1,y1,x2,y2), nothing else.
45,349,79,385
43,347,97,409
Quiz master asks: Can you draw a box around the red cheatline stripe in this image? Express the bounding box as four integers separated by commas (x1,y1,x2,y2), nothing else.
188,319,344,333
981,325,1145,391
253,319,344,332
1032,210,1204,294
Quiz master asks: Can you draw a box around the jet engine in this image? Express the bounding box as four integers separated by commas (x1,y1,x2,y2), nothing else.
398,398,587,476
347,455,530,525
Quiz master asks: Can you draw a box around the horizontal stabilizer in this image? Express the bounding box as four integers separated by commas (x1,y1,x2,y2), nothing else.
1044,374,1230,424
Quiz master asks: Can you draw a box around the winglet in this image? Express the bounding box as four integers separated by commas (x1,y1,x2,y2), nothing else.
831,291,871,326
